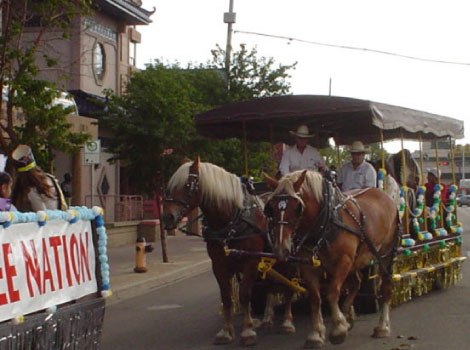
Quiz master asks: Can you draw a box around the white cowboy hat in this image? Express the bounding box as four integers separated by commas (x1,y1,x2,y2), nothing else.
349,141,369,153
289,125,313,138
427,168,441,178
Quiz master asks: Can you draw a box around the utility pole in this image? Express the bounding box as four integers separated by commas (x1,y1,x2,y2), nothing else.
224,0,236,91
462,150,465,180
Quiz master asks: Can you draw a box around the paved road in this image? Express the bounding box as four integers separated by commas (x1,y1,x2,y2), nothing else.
102,209,470,350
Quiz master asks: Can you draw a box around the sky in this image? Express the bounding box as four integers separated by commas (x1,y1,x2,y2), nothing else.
137,0,470,151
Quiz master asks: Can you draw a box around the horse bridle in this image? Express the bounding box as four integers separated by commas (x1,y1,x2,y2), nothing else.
265,177,338,257
163,172,200,225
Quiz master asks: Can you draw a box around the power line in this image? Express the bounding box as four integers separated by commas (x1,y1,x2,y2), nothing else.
234,30,470,67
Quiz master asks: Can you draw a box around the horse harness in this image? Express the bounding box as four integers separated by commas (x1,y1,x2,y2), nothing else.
270,176,397,279
164,171,266,243
202,184,267,244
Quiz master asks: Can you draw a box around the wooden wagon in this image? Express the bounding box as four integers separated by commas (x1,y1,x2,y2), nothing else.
194,95,466,312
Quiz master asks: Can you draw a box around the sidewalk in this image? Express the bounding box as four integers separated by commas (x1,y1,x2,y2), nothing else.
106,234,211,306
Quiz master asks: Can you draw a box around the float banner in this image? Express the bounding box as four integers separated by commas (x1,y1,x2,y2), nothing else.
0,220,97,323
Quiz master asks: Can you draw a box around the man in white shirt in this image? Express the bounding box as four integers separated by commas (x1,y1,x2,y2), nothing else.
337,141,377,191
279,125,325,176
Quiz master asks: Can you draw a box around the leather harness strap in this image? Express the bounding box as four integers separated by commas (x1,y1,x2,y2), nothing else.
297,178,397,280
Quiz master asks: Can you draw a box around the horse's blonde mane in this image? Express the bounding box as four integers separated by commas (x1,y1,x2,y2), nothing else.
269,170,323,205
167,162,243,210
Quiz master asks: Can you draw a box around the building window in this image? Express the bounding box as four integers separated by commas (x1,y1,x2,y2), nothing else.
431,141,451,149
93,42,105,81
129,41,137,67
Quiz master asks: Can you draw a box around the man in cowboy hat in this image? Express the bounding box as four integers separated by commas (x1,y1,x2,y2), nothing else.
279,124,325,176
337,141,377,191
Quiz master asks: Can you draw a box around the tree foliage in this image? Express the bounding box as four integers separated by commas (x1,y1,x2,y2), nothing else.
211,43,296,102
99,62,227,193
0,0,92,168
100,45,297,193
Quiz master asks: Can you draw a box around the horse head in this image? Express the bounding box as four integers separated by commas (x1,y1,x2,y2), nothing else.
163,156,201,230
264,170,313,261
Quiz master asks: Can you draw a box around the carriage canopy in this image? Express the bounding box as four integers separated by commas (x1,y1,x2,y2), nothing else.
194,95,464,147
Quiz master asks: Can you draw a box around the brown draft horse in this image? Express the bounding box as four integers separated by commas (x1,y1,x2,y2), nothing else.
264,170,399,348
162,157,271,346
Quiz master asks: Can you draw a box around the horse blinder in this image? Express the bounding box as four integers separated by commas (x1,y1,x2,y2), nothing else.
163,172,200,228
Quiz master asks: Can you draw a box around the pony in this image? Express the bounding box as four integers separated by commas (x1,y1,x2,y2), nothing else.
263,170,399,348
163,157,282,345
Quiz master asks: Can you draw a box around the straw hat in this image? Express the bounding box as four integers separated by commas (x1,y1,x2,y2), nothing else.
289,125,313,138
349,141,369,153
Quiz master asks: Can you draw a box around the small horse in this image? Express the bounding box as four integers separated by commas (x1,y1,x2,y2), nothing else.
163,157,272,345
264,170,399,348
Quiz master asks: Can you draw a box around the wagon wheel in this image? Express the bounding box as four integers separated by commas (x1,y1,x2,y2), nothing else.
353,265,380,314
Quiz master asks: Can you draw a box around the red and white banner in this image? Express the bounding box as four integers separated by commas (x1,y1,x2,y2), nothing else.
0,220,97,322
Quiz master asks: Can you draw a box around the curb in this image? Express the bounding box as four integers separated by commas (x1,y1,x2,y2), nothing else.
106,259,212,306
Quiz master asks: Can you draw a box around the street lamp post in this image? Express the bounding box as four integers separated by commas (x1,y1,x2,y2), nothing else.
224,0,236,91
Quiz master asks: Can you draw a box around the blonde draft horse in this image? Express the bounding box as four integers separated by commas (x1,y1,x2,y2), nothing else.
264,170,399,348
163,157,271,346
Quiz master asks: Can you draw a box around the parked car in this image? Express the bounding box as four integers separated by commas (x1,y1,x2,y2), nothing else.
457,194,470,206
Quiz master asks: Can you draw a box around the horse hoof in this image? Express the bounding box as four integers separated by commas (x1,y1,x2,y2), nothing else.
329,332,347,345
251,318,261,328
240,335,257,346
213,336,233,345
279,324,296,334
346,317,354,330
258,321,273,330
303,338,324,348
372,326,391,338
213,329,233,345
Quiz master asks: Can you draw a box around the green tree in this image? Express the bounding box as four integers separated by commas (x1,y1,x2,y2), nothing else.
99,62,227,193
0,0,92,168
199,44,297,178
210,43,296,102
100,45,296,193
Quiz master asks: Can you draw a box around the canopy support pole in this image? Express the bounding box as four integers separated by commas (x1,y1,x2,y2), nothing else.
449,136,458,223
269,123,276,176
380,129,385,170
242,121,248,176
449,136,456,185
419,136,428,232
400,129,409,235
434,138,444,228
